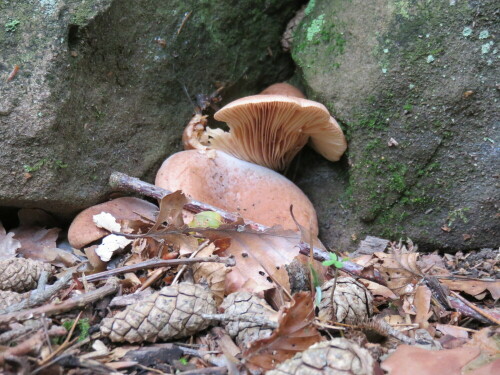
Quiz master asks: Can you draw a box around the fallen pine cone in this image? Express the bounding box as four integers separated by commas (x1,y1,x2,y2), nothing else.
101,283,216,343
266,339,374,375
318,276,373,324
0,290,26,309
220,291,276,348
0,258,53,293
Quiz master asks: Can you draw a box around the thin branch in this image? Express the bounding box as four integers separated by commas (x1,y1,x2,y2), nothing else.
0,326,67,365
0,271,74,314
83,256,235,282
0,278,120,324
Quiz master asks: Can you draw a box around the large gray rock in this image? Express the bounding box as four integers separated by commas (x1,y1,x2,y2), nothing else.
291,0,499,250
0,0,299,216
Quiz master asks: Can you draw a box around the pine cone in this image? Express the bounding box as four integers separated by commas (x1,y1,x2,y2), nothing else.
220,291,275,348
318,277,373,324
267,339,374,375
0,290,26,309
0,258,53,293
101,283,216,343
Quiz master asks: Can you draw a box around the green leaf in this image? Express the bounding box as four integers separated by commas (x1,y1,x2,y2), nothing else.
188,211,223,229
321,252,344,269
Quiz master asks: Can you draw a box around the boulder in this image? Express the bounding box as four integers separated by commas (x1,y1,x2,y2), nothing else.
291,0,499,250
0,0,299,216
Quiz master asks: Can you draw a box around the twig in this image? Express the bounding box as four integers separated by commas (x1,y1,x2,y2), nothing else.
177,11,192,35
202,313,278,329
172,240,210,285
450,290,500,325
0,278,119,324
109,172,269,232
178,367,227,375
177,346,226,367
83,256,235,282
0,326,67,365
0,271,74,314
39,311,83,366
0,319,46,344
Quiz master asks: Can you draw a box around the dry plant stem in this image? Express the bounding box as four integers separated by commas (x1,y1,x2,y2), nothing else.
0,271,74,314
0,278,119,324
83,256,234,282
178,367,227,375
0,320,45,344
450,290,500,325
0,326,67,365
137,267,167,291
202,313,278,329
172,240,210,285
39,311,83,366
177,346,227,367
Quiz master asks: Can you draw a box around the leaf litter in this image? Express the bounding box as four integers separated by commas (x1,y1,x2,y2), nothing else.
0,174,498,374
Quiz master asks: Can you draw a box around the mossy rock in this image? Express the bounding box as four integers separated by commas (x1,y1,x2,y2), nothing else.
292,0,498,251
0,0,299,216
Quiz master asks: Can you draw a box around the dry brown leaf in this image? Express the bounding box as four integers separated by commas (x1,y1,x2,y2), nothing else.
374,252,421,296
414,285,432,328
13,226,59,252
436,324,469,339
243,292,322,371
381,345,481,375
440,279,500,300
0,222,20,260
147,191,186,233
192,243,230,305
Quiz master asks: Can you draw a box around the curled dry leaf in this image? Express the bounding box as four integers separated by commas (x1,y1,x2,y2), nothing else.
267,339,374,375
0,222,20,260
192,243,230,306
101,283,216,343
373,251,421,296
440,279,500,300
243,292,322,371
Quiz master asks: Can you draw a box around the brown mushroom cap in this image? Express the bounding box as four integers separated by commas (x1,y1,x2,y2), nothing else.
68,197,158,249
155,150,319,235
209,83,347,170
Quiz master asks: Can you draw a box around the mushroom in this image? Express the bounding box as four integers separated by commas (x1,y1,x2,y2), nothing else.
155,150,319,235
199,82,347,171
68,197,158,249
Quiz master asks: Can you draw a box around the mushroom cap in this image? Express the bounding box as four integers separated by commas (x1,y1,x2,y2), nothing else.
68,197,158,249
307,116,348,161
155,150,318,235
212,95,330,170
259,82,306,98
211,85,347,170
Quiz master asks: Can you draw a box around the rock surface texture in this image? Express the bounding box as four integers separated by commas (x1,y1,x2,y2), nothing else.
291,0,499,250
0,0,299,216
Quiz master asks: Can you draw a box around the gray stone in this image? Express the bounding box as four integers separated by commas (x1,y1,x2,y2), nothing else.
291,0,499,251
0,0,298,216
